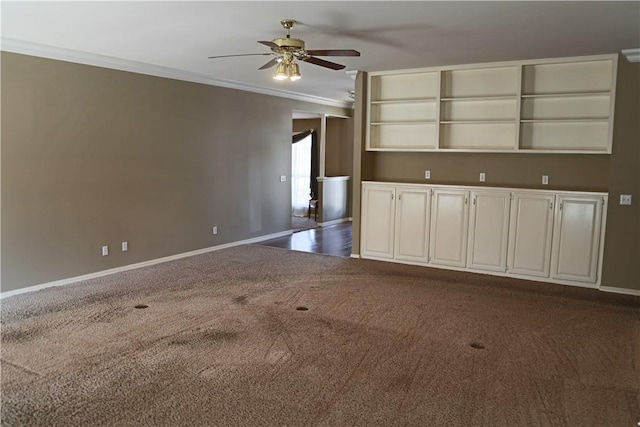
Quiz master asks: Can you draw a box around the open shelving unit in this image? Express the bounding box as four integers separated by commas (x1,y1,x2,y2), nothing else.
368,72,439,150
366,55,617,153
519,60,615,152
439,66,519,150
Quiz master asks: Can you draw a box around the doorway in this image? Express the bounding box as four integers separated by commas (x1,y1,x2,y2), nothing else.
292,112,321,232
291,132,317,231
291,111,353,232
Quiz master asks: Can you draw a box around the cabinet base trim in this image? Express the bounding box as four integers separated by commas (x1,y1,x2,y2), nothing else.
360,254,604,290
599,286,640,297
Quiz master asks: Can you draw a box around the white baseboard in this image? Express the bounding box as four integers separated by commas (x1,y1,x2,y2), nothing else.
319,217,352,227
0,230,293,299
350,254,360,259
599,286,640,297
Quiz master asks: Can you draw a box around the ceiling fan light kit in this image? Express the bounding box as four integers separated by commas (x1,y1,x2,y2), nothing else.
288,62,301,81
274,60,289,80
273,53,301,81
208,18,360,82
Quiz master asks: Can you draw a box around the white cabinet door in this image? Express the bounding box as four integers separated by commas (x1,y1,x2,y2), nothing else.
508,193,555,277
551,195,603,283
467,190,511,272
394,187,430,262
361,184,396,259
429,189,469,267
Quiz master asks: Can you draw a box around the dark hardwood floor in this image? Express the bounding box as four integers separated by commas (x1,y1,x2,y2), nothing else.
257,222,352,257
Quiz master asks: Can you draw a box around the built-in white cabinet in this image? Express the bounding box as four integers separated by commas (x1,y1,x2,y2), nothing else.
366,54,617,153
551,195,604,283
467,190,511,273
360,182,607,289
429,189,469,267
361,184,430,262
507,193,556,278
361,184,395,259
395,187,431,262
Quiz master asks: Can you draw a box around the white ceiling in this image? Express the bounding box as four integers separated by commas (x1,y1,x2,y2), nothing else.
2,1,639,105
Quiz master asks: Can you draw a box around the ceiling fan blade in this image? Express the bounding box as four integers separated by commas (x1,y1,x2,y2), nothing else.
305,49,360,57
302,56,346,70
258,40,279,49
208,53,272,59
258,57,280,70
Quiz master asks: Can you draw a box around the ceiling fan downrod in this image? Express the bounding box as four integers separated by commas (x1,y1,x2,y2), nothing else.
281,19,296,39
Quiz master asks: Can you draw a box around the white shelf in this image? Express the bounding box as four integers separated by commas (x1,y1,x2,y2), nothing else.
520,118,609,123
371,98,437,104
441,95,517,101
371,121,437,125
521,91,610,99
441,120,516,124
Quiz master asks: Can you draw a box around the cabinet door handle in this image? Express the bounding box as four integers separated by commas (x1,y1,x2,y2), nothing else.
391,193,394,200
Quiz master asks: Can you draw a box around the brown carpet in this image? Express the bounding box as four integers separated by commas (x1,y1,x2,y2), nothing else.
1,245,638,426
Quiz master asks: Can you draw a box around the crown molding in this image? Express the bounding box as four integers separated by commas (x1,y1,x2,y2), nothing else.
622,48,640,63
0,37,352,109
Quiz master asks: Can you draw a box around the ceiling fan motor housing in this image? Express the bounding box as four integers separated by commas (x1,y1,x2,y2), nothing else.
272,37,305,52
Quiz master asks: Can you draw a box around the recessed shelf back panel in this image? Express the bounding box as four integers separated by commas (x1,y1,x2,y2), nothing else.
522,60,613,95
442,67,518,98
371,72,438,101
442,99,517,121
441,123,517,149
372,101,437,122
521,95,610,120
369,124,437,149
520,122,609,151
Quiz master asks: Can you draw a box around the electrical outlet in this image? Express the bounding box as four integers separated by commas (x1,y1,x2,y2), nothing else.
479,172,486,182
122,241,128,252
620,194,632,205
425,170,431,179
542,175,549,185
280,175,286,182
213,226,218,235
102,246,109,256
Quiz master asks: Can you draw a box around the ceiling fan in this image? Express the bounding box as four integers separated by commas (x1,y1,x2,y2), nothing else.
208,19,360,81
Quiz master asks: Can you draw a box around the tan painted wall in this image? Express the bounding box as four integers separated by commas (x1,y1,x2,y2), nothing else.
601,59,640,290
325,117,354,178
1,52,349,292
352,59,640,291
351,71,374,254
292,119,321,141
